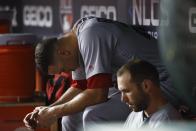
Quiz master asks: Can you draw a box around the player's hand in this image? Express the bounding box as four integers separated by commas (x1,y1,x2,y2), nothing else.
23,111,39,129
36,106,57,128
33,106,46,112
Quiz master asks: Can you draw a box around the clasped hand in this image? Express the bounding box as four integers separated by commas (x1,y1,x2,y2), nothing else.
23,106,57,129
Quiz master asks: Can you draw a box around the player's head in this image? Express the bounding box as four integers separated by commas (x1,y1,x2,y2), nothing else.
117,59,160,112
35,32,79,75
35,37,57,75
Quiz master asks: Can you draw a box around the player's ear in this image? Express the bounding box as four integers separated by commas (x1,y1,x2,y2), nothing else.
142,79,151,93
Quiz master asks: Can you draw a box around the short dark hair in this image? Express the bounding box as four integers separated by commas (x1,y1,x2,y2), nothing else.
117,59,160,86
35,37,57,75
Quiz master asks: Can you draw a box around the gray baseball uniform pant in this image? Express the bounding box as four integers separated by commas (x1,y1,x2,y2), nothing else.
61,87,130,131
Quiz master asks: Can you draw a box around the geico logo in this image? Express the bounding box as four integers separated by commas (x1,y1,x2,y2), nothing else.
81,5,117,20
189,7,196,33
132,0,168,26
23,5,53,28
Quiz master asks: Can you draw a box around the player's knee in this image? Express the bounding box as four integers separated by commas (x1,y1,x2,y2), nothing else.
83,108,101,131
83,109,95,122
61,116,68,129
83,108,100,122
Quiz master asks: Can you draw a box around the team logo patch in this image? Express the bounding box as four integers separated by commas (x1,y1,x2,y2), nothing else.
88,65,94,72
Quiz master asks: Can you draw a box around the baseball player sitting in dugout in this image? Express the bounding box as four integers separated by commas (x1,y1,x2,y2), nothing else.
23,16,180,131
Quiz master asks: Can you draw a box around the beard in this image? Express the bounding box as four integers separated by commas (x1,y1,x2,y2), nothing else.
131,90,149,112
131,101,148,112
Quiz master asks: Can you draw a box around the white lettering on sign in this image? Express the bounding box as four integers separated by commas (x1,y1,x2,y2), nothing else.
189,7,196,33
81,5,117,20
0,6,18,27
23,5,53,28
132,0,168,26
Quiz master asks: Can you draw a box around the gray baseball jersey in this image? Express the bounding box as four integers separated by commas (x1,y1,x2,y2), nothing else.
124,103,182,128
72,17,178,105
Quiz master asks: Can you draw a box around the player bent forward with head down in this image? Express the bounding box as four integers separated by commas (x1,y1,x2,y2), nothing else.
24,16,180,131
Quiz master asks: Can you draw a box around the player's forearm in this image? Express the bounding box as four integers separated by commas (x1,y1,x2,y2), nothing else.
52,88,108,118
49,87,83,107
